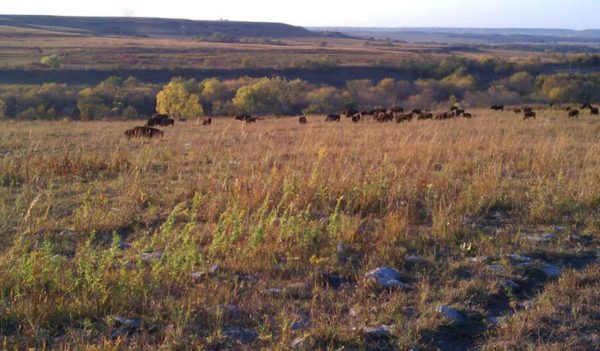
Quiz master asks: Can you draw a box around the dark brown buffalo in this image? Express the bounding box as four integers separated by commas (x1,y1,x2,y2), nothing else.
179,118,188,122
344,109,359,117
523,111,536,119
351,115,361,123
523,107,533,113
581,103,593,109
395,113,412,123
514,109,522,113
412,109,422,115
434,112,449,120
462,112,472,118
591,107,599,115
421,112,433,120
299,116,308,124
146,114,174,127
568,109,580,118
326,114,341,122
491,105,504,111
202,117,212,125
235,114,252,121
390,106,404,114
125,126,164,139
244,117,257,123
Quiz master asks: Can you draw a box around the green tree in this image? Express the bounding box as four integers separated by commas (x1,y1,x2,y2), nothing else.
41,54,62,68
507,72,535,95
156,78,203,118
232,77,308,115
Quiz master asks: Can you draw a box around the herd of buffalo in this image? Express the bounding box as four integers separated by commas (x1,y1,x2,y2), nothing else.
125,103,600,139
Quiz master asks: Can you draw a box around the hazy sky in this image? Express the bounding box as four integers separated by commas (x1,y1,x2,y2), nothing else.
2,0,599,29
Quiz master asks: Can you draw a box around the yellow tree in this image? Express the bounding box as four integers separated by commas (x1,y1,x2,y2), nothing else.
156,79,203,118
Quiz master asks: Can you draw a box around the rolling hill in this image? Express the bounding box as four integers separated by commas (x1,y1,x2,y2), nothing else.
0,14,322,38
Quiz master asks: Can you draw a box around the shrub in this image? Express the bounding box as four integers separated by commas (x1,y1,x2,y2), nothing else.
41,54,61,68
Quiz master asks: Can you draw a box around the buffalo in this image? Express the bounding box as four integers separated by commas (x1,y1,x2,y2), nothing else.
344,109,359,117
491,105,504,111
235,114,252,121
202,117,212,125
581,103,593,109
390,106,404,114
351,115,361,123
591,107,599,115
462,112,472,118
146,114,175,127
523,111,536,119
326,114,341,122
568,109,580,118
299,116,308,124
125,126,163,139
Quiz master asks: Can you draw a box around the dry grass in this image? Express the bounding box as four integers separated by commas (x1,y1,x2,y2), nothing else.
0,110,599,350
0,28,558,70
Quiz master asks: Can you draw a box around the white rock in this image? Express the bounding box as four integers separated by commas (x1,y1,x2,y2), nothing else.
541,263,561,278
507,254,532,263
365,267,409,289
436,305,466,322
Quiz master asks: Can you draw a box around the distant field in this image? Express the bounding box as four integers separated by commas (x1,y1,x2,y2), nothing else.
0,111,598,350
0,25,578,72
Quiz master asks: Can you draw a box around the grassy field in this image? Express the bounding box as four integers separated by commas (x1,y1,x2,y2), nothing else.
0,110,599,350
0,24,568,71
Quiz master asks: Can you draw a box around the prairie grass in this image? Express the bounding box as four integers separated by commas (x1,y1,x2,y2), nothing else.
0,110,599,350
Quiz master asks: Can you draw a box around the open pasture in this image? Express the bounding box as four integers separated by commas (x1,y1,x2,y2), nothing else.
0,110,599,350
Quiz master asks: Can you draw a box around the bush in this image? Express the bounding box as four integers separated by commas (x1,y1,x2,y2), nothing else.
41,54,61,68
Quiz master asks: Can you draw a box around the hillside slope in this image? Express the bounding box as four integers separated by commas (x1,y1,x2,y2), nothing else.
0,15,320,38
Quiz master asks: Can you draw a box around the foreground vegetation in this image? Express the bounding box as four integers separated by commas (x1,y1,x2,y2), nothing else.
0,111,598,350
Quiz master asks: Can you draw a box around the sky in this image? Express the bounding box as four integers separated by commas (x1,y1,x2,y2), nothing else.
1,0,599,29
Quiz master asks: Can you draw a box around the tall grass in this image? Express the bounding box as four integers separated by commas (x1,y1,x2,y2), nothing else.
0,111,599,349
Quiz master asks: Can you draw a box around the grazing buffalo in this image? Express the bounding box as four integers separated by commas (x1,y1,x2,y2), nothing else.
299,116,308,124
412,109,422,115
125,126,164,139
420,112,433,120
523,111,536,119
569,109,580,118
326,114,341,122
523,107,533,113
434,112,449,120
581,103,593,109
146,114,175,127
235,114,252,121
514,109,522,113
390,106,404,114
462,112,472,118
179,118,188,122
351,115,361,123
591,107,599,115
396,113,415,122
491,105,504,111
244,117,257,123
344,109,359,117
202,117,212,125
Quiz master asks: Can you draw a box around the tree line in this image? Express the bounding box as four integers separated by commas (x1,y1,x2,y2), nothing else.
1,69,600,120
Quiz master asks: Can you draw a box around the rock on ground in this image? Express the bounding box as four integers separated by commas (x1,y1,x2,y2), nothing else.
365,267,409,289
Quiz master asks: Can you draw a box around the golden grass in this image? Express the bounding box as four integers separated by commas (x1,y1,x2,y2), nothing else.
0,110,599,349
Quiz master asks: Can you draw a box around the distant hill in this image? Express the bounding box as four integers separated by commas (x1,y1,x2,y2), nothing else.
311,27,600,44
0,15,321,38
